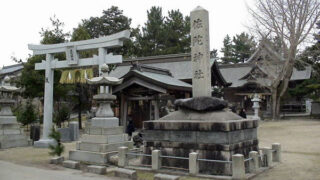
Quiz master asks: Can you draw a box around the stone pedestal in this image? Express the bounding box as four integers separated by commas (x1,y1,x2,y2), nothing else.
68,117,132,165
142,100,259,175
0,115,29,149
68,93,132,165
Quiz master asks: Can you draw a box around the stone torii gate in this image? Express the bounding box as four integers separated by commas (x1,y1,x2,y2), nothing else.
28,30,130,148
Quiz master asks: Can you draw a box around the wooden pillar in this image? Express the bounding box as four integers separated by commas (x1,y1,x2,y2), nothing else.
123,96,128,132
154,100,159,120
149,100,153,120
120,94,125,126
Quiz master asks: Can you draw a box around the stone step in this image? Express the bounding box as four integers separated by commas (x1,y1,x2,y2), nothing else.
0,134,28,141
114,168,137,180
76,141,133,152
0,124,20,129
0,116,18,124
80,134,127,144
154,173,180,180
0,129,22,135
63,160,80,169
86,165,106,175
68,150,117,165
0,137,29,149
85,126,124,135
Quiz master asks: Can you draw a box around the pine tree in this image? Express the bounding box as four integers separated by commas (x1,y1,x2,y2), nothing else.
220,35,235,64
48,127,64,157
163,10,190,54
232,32,257,63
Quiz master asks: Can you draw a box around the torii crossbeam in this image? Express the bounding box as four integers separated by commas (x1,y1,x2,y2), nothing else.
28,30,130,148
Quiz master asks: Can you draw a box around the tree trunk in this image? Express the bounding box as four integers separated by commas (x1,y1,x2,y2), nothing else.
271,88,278,120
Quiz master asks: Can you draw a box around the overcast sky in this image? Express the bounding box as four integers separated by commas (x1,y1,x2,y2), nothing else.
0,0,255,67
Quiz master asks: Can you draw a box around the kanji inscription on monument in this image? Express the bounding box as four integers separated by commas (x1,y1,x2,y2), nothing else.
191,6,211,97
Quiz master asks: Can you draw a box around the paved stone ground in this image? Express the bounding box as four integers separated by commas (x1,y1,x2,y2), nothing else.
0,119,319,180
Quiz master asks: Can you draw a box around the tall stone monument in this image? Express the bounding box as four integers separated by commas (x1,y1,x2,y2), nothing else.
191,6,211,97
67,64,132,165
0,76,29,149
142,6,259,175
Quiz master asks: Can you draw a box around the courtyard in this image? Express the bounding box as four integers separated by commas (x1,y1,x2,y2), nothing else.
0,119,319,180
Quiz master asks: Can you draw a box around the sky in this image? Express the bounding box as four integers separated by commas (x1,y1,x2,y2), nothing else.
0,0,255,67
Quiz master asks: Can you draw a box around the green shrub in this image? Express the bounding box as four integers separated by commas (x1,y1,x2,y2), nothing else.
48,127,64,157
14,99,38,128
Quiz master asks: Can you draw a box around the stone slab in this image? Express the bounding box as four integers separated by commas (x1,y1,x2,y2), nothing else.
143,128,257,144
91,117,119,128
80,134,127,144
33,139,56,148
0,138,29,149
57,128,71,142
0,116,18,124
144,118,258,132
0,124,20,129
86,165,106,175
69,122,79,141
77,141,133,152
68,150,117,165
3,129,21,135
154,173,180,180
114,168,137,180
85,126,124,135
63,160,80,169
50,156,64,164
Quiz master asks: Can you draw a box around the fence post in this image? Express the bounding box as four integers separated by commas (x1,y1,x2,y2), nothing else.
118,146,128,167
189,152,199,175
152,150,161,170
232,154,245,180
272,143,281,162
249,151,259,173
261,147,273,167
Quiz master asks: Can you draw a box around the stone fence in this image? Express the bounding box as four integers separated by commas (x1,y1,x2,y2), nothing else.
118,143,281,179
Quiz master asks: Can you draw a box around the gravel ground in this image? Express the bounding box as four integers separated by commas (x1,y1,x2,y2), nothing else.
0,119,319,180
255,119,320,180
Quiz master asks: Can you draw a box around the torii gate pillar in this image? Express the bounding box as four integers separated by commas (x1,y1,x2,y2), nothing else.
34,54,55,147
29,30,130,148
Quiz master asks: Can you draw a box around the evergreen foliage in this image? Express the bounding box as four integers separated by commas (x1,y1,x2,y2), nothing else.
48,127,64,156
220,33,257,64
15,99,38,127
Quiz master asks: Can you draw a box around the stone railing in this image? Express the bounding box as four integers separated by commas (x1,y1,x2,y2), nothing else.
118,143,281,179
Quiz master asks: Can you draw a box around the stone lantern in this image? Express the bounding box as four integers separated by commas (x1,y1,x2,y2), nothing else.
252,93,261,120
0,76,29,149
67,64,132,165
0,76,20,116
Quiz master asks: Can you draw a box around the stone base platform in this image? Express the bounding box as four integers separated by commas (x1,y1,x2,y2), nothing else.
68,126,132,165
0,116,29,149
142,109,259,175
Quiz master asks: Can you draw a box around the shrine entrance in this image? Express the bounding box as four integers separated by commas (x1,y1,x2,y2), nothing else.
113,63,192,130
28,30,130,147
